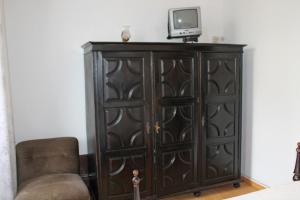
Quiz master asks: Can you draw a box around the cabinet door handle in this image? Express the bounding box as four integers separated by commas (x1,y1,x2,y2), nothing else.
154,122,160,134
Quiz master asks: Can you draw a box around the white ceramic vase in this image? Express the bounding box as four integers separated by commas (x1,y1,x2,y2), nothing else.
121,25,131,42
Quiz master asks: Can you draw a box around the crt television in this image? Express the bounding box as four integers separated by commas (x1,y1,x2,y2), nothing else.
168,7,202,40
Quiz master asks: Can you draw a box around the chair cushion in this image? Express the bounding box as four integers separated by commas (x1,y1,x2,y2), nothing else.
15,173,90,200
16,137,80,185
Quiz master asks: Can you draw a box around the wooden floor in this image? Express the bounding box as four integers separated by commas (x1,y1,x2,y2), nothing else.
164,181,264,200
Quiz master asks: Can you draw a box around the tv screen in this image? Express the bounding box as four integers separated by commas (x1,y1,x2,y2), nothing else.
173,9,198,29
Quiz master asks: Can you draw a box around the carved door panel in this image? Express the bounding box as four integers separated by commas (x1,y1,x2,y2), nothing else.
201,53,241,185
153,52,199,196
99,52,152,199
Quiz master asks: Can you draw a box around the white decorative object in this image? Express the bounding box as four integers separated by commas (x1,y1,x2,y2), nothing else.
121,25,131,42
212,36,219,43
212,36,225,43
0,0,17,199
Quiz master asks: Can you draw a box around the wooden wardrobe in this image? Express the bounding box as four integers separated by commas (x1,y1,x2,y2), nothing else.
83,42,245,200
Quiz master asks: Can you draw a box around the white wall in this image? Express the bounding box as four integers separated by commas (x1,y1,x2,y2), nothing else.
4,0,225,153
8,0,300,187
223,0,300,187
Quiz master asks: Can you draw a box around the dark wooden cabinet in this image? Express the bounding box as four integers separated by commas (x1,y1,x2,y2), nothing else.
83,42,245,200
153,52,198,196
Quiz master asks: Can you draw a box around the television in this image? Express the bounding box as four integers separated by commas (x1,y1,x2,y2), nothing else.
168,7,202,42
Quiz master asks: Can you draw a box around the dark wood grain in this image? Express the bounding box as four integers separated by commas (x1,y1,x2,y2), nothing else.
201,53,241,185
153,51,198,197
82,42,246,53
83,42,245,200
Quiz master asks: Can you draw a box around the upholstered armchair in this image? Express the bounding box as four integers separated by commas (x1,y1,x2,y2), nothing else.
15,137,90,200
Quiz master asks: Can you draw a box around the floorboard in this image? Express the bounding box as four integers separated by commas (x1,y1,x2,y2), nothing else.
163,181,263,200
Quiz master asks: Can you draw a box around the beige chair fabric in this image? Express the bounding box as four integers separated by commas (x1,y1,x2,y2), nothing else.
15,174,90,200
15,137,90,200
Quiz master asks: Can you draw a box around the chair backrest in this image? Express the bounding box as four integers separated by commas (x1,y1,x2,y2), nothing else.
16,137,80,186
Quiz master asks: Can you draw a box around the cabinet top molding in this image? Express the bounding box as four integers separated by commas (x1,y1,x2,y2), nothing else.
82,42,246,53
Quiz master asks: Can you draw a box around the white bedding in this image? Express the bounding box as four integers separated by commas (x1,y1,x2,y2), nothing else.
227,181,300,200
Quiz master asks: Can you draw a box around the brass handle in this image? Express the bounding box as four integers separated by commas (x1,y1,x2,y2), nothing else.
154,122,160,134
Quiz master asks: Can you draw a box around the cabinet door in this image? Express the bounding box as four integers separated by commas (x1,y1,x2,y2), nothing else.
201,53,241,185
153,52,199,197
98,52,153,200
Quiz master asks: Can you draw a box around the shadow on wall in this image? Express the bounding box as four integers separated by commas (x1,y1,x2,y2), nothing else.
241,48,254,179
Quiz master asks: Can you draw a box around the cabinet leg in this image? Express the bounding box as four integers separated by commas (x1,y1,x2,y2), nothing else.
233,182,240,188
193,191,201,197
